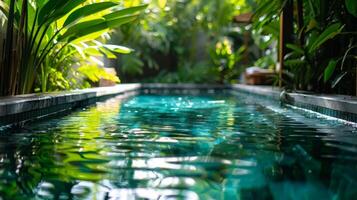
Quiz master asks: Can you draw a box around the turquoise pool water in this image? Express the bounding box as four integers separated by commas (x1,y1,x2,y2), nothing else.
0,90,356,199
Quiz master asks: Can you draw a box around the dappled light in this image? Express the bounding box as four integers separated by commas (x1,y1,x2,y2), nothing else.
0,0,356,199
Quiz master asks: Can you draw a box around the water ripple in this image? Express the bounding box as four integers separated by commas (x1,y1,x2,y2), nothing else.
0,92,356,199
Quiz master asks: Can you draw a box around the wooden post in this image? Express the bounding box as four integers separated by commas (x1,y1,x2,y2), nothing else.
243,30,250,65
279,0,294,88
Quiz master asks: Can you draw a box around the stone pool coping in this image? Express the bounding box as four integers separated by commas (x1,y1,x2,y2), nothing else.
0,83,356,127
232,84,357,123
0,84,141,127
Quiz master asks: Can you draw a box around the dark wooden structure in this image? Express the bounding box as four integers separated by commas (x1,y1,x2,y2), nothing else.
279,0,295,87
233,13,253,24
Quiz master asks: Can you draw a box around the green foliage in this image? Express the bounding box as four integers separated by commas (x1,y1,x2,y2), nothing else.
120,53,145,75
78,65,120,83
63,2,117,27
345,0,357,17
1,0,355,95
0,0,146,95
324,60,338,83
210,37,244,83
283,22,344,89
149,62,219,84
253,0,357,93
307,23,344,54
112,0,253,83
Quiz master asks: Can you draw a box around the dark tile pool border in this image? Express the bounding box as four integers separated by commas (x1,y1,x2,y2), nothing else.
0,84,140,127
231,84,357,123
0,83,356,127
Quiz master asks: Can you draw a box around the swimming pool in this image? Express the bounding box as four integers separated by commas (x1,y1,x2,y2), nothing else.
0,89,356,199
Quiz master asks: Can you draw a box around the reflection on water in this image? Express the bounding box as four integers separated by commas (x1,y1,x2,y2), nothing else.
0,90,356,199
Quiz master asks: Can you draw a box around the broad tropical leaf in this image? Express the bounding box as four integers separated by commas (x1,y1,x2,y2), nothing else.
59,18,107,41
63,2,118,27
286,44,305,55
308,23,344,53
106,15,139,28
345,0,357,17
103,4,147,20
99,47,117,59
84,46,103,57
0,1,9,17
103,44,133,54
323,59,338,82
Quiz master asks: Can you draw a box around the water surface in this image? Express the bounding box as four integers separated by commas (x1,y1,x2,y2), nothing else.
0,90,356,199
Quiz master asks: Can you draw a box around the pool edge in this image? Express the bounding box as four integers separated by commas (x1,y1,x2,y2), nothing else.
0,84,141,127
231,84,357,124
0,83,356,127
